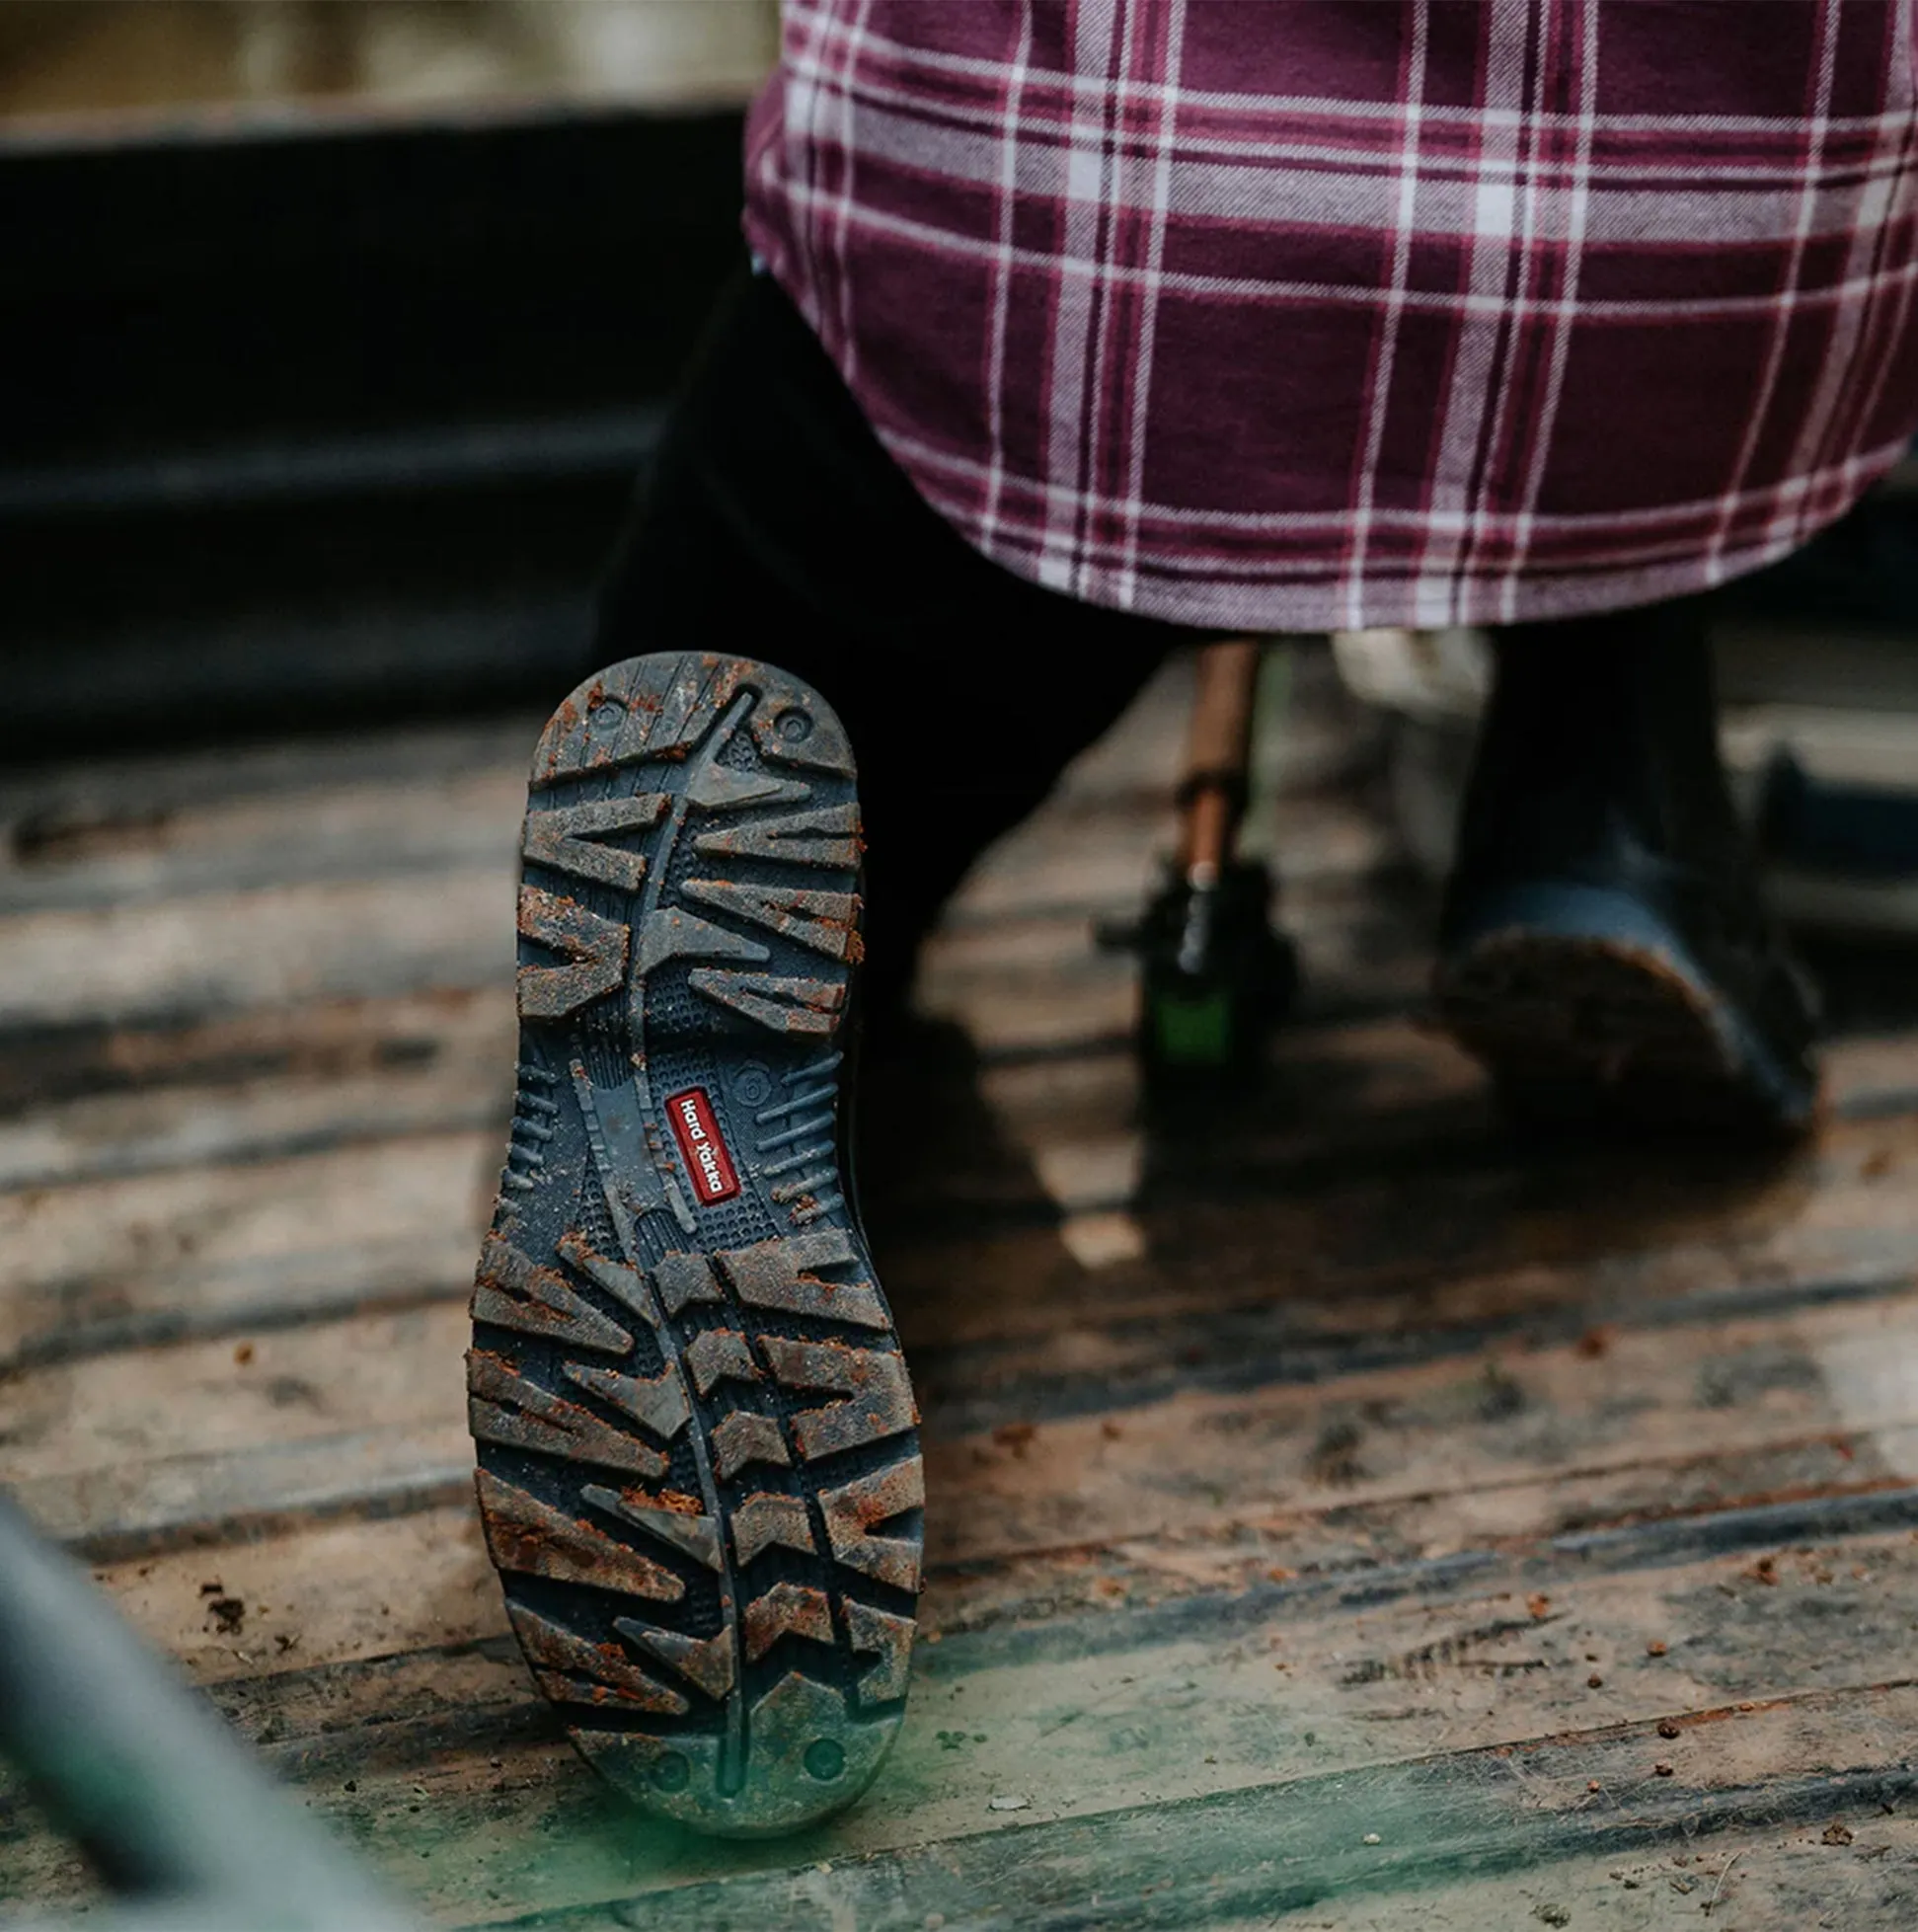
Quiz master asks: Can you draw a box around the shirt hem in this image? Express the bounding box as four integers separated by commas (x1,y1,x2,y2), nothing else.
742,205,1906,637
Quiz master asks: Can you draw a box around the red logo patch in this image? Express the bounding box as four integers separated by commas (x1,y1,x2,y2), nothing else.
665,1088,741,1204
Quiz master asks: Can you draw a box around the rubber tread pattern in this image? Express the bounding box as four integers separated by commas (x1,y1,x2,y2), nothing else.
1434,928,1817,1136
469,654,921,1837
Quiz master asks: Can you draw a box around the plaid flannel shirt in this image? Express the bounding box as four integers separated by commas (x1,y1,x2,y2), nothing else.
744,0,1918,633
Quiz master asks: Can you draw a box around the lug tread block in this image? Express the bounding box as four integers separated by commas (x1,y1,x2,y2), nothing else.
563,1360,691,1442
469,1351,667,1479
747,696,856,775
471,1235,634,1355
844,1601,915,1704
687,968,845,1036
719,1231,888,1330
818,1458,925,1591
1431,926,1816,1135
530,655,744,787
693,803,861,871
682,1328,763,1396
685,763,812,811
614,1618,736,1701
537,1669,689,1713
516,887,630,1019
757,1336,916,1460
652,1251,725,1316
640,657,743,765
508,1603,689,1714
730,1490,818,1565
570,1668,892,1838
679,879,861,963
585,1485,724,1572
521,796,668,892
475,1469,685,1602
741,1583,834,1662
553,1231,660,1333
710,1411,792,1480
635,906,770,974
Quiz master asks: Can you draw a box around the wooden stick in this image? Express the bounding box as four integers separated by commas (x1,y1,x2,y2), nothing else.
1180,639,1263,878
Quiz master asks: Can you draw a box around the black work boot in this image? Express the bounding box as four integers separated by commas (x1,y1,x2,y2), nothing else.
1431,602,1820,1136
469,653,921,1837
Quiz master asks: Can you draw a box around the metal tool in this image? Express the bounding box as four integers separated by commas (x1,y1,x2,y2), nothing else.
0,1494,419,1932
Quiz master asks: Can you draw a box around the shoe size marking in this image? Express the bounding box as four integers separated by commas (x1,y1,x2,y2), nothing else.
666,1089,742,1204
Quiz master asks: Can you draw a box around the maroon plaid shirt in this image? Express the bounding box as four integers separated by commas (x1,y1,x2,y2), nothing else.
744,1,1918,633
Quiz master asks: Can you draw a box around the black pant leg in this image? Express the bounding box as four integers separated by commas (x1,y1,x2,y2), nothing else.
593,271,1203,1007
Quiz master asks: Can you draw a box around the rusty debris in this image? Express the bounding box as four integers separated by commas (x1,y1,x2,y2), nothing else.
205,1595,246,1635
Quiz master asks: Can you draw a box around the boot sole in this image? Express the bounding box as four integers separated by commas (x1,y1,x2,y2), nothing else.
468,653,921,1837
1432,883,1818,1137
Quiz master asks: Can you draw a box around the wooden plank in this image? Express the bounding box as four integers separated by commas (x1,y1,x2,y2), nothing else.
0,718,538,831
7,995,1909,1272
20,1278,1918,1651
84,1508,498,1689
2,1305,471,1483
11,1058,1916,1491
18,1725,1912,1930
13,1425,472,1562
0,765,527,915
0,1129,495,1366
1205,1817,1918,1932
8,1064,1918,1370
8,997,1906,1359
11,1252,1916,1569
0,1131,487,1303
0,871,516,1032
926,1463,1918,1643
48,1444,1918,1702
0,984,505,1113
892,1098,1918,1354
914,1292,1918,1565
0,996,513,1189
504,1692,1918,1931
17,1516,1918,1925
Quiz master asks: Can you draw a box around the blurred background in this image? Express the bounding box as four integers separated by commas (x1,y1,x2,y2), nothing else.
0,1,776,118
10,0,1918,919
2,1,776,763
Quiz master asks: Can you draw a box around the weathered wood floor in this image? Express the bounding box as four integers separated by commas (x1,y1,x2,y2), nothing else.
5,648,1918,1929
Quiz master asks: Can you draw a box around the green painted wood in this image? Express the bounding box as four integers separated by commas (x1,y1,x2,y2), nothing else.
14,1515,1918,1925
501,1722,1918,1932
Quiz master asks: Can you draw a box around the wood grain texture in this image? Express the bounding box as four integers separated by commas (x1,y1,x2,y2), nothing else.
8,648,1918,1924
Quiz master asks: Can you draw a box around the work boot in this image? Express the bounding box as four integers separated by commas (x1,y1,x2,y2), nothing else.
468,652,921,1837
1432,603,1820,1135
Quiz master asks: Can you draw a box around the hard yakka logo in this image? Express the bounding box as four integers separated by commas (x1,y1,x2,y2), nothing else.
665,1088,741,1205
